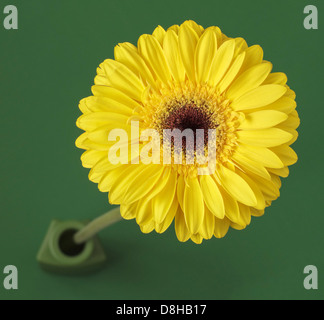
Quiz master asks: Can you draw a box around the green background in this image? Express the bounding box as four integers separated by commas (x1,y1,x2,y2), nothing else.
0,0,323,300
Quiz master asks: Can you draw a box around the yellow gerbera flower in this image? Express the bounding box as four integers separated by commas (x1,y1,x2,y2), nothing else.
76,20,299,244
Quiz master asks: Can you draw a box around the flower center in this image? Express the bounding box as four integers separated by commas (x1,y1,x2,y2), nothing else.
140,81,241,177
161,101,218,150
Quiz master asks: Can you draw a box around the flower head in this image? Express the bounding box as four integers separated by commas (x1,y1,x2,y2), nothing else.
76,20,299,243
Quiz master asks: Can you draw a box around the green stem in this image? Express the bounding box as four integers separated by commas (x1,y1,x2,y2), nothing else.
73,206,122,244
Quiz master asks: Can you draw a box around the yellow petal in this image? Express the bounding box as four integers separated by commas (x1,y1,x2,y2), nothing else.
89,155,122,181
175,208,191,242
122,165,164,204
230,222,246,230
237,128,293,147
163,30,186,82
75,132,89,150
219,187,244,225
270,145,298,166
183,20,204,37
178,23,199,81
76,112,129,132
270,173,281,189
235,143,284,169
152,171,177,224
246,171,280,201
199,206,215,239
94,65,109,86
99,59,144,101
140,220,155,234
138,34,172,83
276,126,298,145
109,164,163,204
176,174,185,211
284,86,296,99
98,165,128,192
239,110,288,129
254,96,296,114
240,45,263,72
183,177,204,234
250,208,264,217
217,165,257,206
78,136,109,152
263,72,287,85
190,233,203,244
218,51,246,93
136,198,153,225
268,166,289,178
214,217,230,238
114,42,156,88
120,202,137,220
236,169,266,210
79,98,91,114
238,203,251,226
195,28,217,84
210,26,223,48
152,25,166,46
233,37,248,58
81,96,134,116
199,175,225,219
280,110,300,129
91,86,142,110
208,39,235,87
167,24,179,34
231,84,287,111
155,196,178,234
81,150,106,168
142,167,172,203
87,123,130,145
232,152,271,180
227,62,272,100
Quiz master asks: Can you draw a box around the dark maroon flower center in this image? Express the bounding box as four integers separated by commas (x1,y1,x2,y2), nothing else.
161,102,218,151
